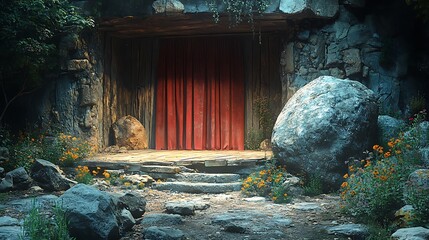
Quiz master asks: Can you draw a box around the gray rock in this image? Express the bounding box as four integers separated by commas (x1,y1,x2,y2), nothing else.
347,24,372,46
407,169,429,190
279,0,307,14
405,121,429,147
368,72,400,113
297,30,310,41
119,209,135,232
183,0,209,13
7,195,58,212
58,184,119,240
175,173,240,183
327,224,369,238
377,115,405,144
326,44,342,67
0,217,23,239
272,76,378,189
30,159,76,191
165,201,195,216
333,21,350,40
118,192,146,218
420,147,429,167
153,182,241,193
0,216,20,227
0,226,22,240
143,226,185,240
279,0,338,18
0,174,13,193
343,48,362,77
293,202,321,211
165,201,210,216
224,222,247,233
392,227,429,240
153,0,184,14
6,167,31,190
141,214,183,226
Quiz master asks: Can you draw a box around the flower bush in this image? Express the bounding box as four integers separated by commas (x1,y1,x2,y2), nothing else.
2,130,93,171
241,160,291,203
75,165,93,184
341,110,427,224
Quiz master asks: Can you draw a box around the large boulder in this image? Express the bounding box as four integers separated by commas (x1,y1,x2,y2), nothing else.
112,115,148,150
30,159,76,191
272,76,378,189
58,184,120,240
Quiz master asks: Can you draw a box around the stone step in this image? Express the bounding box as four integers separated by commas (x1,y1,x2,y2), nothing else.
152,181,242,194
175,173,241,183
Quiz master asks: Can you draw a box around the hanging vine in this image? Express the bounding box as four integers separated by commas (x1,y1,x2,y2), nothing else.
206,0,270,27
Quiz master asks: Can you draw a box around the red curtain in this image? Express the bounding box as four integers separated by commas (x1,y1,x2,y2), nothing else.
155,37,245,150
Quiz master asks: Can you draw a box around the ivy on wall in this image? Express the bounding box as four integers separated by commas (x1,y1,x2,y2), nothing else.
206,0,270,26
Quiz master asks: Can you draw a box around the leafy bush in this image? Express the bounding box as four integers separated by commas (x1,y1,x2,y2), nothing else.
4,131,92,171
74,165,93,184
241,160,291,203
22,200,75,240
341,110,427,224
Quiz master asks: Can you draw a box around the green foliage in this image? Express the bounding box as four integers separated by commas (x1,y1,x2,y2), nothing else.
207,0,270,26
241,160,292,203
22,200,75,240
409,93,426,116
341,110,427,224
302,175,323,197
3,130,92,172
0,0,94,123
404,171,429,224
366,224,394,240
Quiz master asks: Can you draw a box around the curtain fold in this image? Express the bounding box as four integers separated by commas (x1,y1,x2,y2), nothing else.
155,37,244,150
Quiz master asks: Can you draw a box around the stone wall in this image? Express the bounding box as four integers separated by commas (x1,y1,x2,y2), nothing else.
33,31,104,150
280,0,427,114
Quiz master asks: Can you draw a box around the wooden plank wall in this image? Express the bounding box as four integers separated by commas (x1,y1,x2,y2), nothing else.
102,35,158,148
244,35,283,143
102,34,283,149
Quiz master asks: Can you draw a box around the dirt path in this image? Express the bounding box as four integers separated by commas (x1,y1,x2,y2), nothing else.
121,188,353,240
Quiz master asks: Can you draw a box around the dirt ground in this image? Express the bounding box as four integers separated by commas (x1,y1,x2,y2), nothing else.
121,188,353,240
0,185,355,240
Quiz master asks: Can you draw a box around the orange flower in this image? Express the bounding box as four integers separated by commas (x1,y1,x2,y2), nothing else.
384,152,391,158
341,182,348,188
364,160,371,168
343,173,349,179
373,145,379,150
379,175,388,181
388,141,394,148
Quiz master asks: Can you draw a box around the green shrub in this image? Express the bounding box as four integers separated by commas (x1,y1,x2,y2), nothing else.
4,131,92,171
303,174,323,196
22,200,75,240
241,160,292,203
